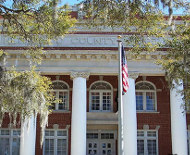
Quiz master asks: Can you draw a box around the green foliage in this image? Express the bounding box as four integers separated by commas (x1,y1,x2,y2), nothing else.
0,0,77,146
1,0,76,43
0,66,53,145
0,0,76,62
81,0,190,105
157,18,190,105
81,0,167,54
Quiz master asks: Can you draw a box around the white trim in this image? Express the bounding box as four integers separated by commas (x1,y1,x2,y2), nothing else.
51,80,70,111
86,130,117,155
0,128,20,155
43,129,68,155
89,81,113,112
137,129,159,155
89,81,113,90
136,81,157,112
52,80,70,89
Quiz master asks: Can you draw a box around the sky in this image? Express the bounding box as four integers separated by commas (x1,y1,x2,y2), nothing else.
63,0,83,5
62,0,186,14
4,0,186,15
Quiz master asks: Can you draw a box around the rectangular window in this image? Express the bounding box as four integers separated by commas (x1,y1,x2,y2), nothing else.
91,92,100,111
146,92,155,111
44,129,68,155
87,133,98,139
0,129,20,155
51,91,69,111
90,91,112,112
136,92,143,110
58,92,69,110
137,130,158,155
101,133,114,139
102,92,111,111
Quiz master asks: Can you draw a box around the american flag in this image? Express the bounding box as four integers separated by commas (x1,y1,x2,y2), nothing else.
121,45,129,93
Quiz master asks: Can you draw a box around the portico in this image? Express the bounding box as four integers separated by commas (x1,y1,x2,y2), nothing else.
0,33,188,155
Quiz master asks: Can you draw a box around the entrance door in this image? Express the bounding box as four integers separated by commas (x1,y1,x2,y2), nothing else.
87,140,99,155
86,131,116,155
100,140,114,155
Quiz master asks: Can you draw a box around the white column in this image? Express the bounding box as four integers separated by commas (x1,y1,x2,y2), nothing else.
123,75,138,155
70,72,89,155
20,115,37,155
170,80,187,155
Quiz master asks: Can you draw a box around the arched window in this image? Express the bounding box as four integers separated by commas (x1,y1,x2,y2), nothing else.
51,81,69,111
135,81,157,111
89,81,113,112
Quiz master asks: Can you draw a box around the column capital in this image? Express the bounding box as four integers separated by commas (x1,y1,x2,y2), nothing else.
70,72,90,79
129,73,139,80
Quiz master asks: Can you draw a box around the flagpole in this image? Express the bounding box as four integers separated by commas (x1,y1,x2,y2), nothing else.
118,35,124,155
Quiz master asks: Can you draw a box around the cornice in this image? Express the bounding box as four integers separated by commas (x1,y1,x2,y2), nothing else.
5,50,166,62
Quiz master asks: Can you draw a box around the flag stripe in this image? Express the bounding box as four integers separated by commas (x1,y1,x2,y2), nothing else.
121,45,129,93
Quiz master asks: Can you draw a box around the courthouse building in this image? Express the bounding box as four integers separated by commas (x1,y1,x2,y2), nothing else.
0,6,189,155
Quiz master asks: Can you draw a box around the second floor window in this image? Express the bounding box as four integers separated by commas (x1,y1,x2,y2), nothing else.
89,81,113,112
51,81,69,111
136,81,157,111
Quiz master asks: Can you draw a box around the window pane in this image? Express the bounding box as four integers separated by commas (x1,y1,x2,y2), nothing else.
136,82,155,90
146,92,155,110
0,138,10,155
102,92,111,111
44,139,54,155
57,131,67,136
101,133,114,139
136,92,143,110
137,140,144,155
1,130,10,135
91,82,111,90
13,130,20,136
57,139,67,155
147,131,156,137
87,133,98,139
137,131,144,137
45,131,54,136
52,82,68,90
148,140,157,155
12,138,20,155
50,92,56,110
91,92,100,110
58,92,68,110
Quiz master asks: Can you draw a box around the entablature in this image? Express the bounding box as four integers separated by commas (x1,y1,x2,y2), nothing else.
5,50,166,62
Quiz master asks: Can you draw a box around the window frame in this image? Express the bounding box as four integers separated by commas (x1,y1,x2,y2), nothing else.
135,81,157,112
89,81,113,112
137,130,159,155
43,129,68,155
51,80,70,111
188,130,190,155
0,128,20,155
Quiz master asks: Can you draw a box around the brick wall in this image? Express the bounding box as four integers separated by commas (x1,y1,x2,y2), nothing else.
1,75,173,155
136,76,172,155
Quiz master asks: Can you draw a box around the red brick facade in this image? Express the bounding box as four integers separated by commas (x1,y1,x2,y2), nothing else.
2,74,190,155
26,75,174,155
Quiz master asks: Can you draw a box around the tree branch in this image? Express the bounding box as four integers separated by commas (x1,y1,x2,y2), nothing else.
0,4,34,14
